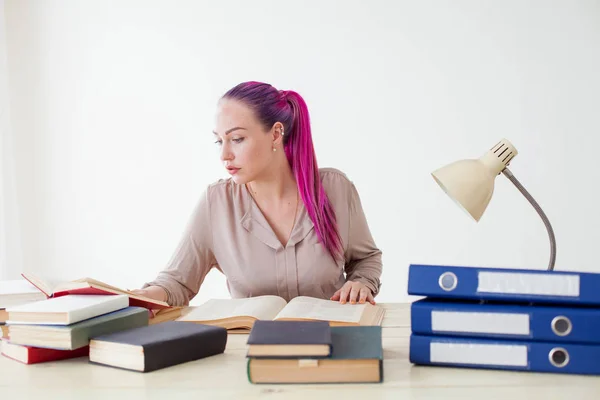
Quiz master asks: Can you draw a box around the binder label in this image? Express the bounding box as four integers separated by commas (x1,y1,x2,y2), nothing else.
430,341,528,366
477,272,580,297
431,311,530,335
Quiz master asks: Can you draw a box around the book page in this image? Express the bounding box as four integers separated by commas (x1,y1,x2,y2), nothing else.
274,296,365,323
178,296,287,322
21,272,64,297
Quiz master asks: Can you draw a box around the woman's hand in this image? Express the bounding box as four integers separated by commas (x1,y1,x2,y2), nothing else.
129,286,169,303
330,280,375,305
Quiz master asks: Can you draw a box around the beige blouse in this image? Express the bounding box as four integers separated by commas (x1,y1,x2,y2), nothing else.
144,168,382,306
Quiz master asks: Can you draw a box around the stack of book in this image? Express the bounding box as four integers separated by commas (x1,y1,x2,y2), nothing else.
407,264,600,375
2,294,149,364
18,272,184,325
245,320,383,384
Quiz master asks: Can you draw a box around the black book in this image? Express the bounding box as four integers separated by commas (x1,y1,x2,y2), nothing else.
89,321,227,372
247,320,332,358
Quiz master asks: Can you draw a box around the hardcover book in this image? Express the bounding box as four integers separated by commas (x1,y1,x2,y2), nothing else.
247,320,332,358
7,295,129,325
1,339,88,364
89,321,227,372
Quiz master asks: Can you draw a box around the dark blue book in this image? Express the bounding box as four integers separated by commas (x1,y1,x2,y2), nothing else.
410,333,600,375
408,264,600,305
247,320,332,358
247,326,383,384
89,321,227,372
411,298,600,343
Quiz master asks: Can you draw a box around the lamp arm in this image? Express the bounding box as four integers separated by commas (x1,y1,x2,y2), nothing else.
502,168,556,271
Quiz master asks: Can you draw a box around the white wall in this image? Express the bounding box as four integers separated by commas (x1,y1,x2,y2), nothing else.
0,0,22,279
4,0,600,304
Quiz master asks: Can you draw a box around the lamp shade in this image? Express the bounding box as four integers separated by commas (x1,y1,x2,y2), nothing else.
431,139,518,222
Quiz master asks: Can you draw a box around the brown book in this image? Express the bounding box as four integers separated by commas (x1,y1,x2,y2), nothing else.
177,295,385,333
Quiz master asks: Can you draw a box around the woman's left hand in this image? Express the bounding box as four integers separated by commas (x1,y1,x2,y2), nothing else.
330,280,376,305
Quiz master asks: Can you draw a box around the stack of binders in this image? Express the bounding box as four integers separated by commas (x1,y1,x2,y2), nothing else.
407,264,600,375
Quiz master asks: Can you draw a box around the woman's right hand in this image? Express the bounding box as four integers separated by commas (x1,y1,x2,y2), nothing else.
130,286,168,303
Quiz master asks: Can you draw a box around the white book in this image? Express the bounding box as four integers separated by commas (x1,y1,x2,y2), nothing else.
6,295,129,325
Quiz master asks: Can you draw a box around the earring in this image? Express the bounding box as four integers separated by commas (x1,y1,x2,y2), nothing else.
281,129,285,136
273,148,276,152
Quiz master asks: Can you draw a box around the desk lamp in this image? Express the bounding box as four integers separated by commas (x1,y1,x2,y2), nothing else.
431,138,556,271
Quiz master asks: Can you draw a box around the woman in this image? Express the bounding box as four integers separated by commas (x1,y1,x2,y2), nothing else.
136,81,382,307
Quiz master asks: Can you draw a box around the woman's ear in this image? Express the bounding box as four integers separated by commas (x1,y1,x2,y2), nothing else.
271,122,285,145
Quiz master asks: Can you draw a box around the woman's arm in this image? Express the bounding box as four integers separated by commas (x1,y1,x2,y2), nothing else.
342,182,382,296
140,188,216,306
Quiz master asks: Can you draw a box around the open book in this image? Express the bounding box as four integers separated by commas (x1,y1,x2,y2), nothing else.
177,296,385,333
21,272,170,310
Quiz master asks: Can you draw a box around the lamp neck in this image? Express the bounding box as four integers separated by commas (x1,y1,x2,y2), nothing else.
502,168,557,271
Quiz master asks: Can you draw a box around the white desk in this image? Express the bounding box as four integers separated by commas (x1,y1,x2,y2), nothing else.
1,303,599,399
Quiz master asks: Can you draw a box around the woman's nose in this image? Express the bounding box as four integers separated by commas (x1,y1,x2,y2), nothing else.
220,143,233,161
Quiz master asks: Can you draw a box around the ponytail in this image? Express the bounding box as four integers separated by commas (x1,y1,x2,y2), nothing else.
284,91,343,261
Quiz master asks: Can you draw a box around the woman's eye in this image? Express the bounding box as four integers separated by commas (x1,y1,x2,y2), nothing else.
214,140,222,146
232,138,244,143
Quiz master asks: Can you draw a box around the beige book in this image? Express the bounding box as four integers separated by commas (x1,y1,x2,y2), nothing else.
177,295,385,333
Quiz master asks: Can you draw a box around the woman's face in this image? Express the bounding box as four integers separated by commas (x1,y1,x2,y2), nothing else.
213,99,276,184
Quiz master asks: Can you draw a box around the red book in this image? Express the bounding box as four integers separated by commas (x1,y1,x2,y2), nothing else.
21,272,169,310
1,339,89,364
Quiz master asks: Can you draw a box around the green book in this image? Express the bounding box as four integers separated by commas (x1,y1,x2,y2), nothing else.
247,326,383,384
7,306,149,350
